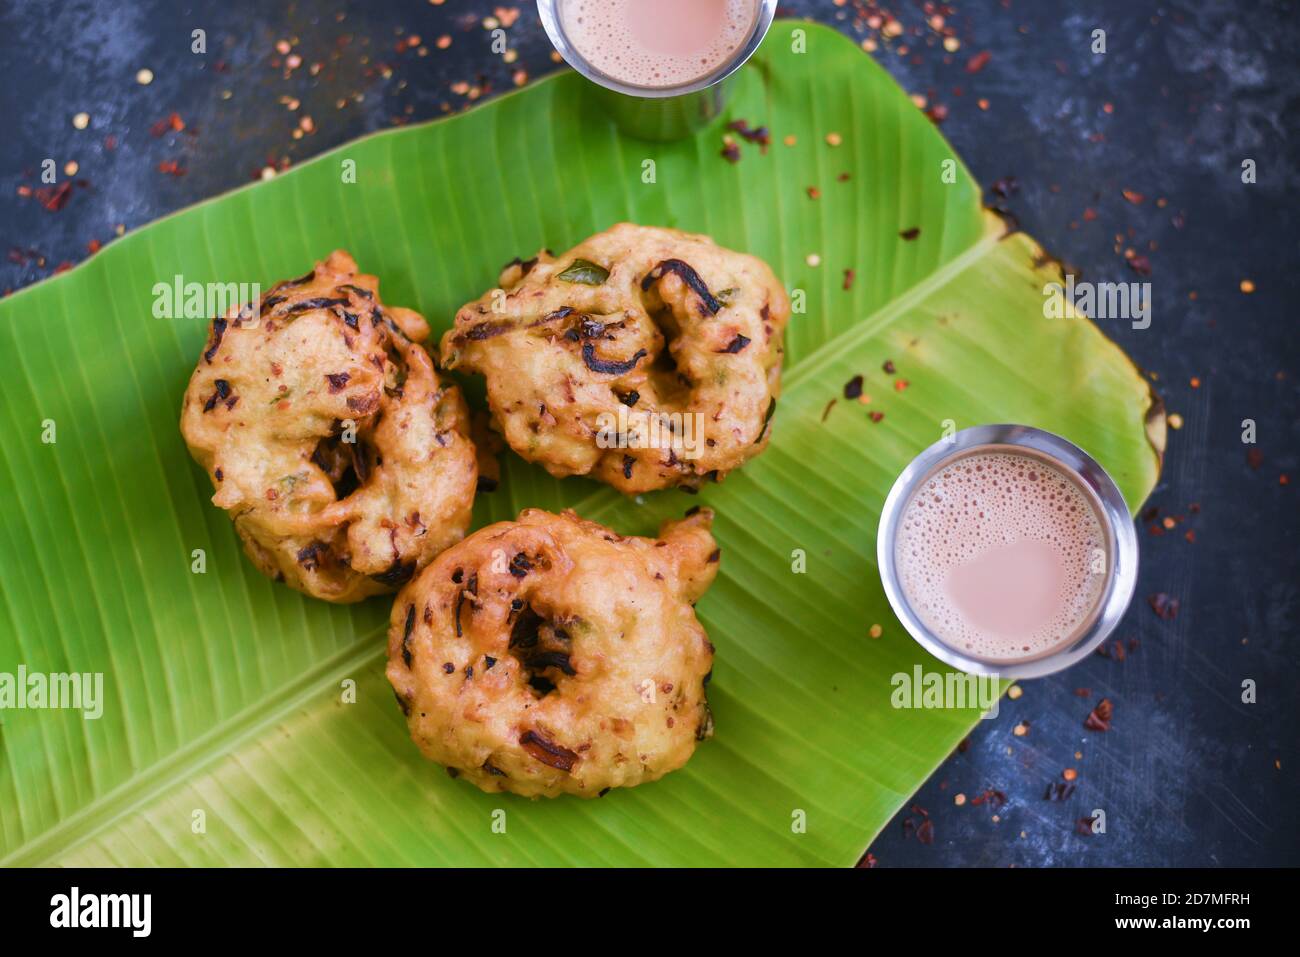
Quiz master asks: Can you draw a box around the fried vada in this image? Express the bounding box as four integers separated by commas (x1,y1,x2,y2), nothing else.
386,507,719,798
180,251,477,603
441,224,790,494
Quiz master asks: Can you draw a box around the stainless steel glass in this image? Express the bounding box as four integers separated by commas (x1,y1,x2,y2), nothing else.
876,425,1140,680
536,0,778,141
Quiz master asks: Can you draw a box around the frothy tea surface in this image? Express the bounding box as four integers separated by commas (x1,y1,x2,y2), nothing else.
895,450,1107,663
559,0,758,89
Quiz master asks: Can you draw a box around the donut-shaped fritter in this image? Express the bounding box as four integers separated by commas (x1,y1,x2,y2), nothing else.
386,507,719,798
440,224,790,494
180,251,477,603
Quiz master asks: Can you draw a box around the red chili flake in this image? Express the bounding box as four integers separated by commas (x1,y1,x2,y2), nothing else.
969,788,1007,808
882,360,896,374
869,411,885,423
720,139,741,164
915,818,934,844
1122,189,1145,205
966,51,991,73
807,186,821,200
843,374,864,400
956,737,971,754
158,160,186,177
1246,448,1264,470
1082,207,1098,221
1111,640,1126,661
103,134,117,151
925,103,948,124
1127,254,1152,277
1076,816,1097,836
821,398,837,422
726,119,770,149
1074,687,1091,697
34,181,76,212
52,262,73,275
1184,529,1196,543
894,379,910,392
1084,698,1114,732
1147,593,1179,621
857,852,878,869
86,238,101,254
150,112,185,137
837,172,851,182
842,268,856,291
899,227,921,240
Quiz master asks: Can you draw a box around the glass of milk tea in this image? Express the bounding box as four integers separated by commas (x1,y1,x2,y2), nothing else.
538,0,778,140
877,425,1139,679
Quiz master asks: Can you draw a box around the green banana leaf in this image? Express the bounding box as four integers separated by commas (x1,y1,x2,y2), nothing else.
0,22,1161,866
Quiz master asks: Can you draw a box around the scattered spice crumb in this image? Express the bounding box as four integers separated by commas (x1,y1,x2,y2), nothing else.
843,375,864,400
1007,684,1022,700
1167,412,1184,430
954,793,967,806
727,119,770,149
899,227,921,240
842,268,855,291
825,132,842,147
1147,592,1179,620
868,623,883,638
136,68,154,85
1084,697,1113,732
72,112,90,130
1240,279,1255,294
806,253,821,267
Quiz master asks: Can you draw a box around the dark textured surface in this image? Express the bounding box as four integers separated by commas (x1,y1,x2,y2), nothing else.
2,0,1296,867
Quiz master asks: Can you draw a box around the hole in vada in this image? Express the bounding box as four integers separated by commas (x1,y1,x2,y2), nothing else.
509,602,574,698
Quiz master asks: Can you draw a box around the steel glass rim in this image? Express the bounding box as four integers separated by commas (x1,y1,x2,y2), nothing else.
536,0,779,100
875,424,1140,680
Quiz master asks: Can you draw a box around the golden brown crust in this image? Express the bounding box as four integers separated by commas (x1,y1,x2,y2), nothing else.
386,507,719,798
180,250,477,603
441,224,790,494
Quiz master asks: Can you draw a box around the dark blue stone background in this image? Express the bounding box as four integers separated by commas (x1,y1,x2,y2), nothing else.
2,0,1296,866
